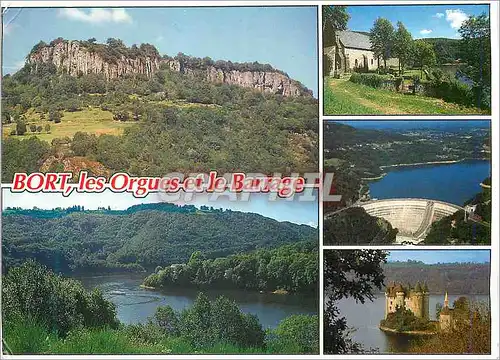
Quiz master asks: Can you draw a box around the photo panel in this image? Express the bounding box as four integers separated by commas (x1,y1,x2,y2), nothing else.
1,189,320,355
322,4,491,116
1,4,320,356
2,6,319,182
323,249,491,355
323,120,492,246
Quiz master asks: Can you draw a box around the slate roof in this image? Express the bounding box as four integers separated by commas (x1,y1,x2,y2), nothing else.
337,30,372,50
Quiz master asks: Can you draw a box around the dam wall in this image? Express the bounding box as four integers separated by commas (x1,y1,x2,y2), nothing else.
359,199,462,243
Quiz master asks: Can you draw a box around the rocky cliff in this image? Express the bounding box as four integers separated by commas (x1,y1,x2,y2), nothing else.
164,59,311,97
27,39,312,97
28,40,159,80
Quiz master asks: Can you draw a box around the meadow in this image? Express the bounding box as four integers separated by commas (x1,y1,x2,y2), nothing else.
2,108,133,142
323,77,488,116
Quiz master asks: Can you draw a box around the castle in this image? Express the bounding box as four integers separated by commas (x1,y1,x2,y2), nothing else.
384,282,455,332
385,282,430,320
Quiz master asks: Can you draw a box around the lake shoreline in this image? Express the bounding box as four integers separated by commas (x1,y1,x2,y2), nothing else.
140,283,292,295
361,157,489,182
379,325,437,336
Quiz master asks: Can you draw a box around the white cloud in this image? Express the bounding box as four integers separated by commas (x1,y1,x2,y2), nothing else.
155,35,164,42
420,29,433,35
433,12,445,19
58,8,132,24
445,9,469,29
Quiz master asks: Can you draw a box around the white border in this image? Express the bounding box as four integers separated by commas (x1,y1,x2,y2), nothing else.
0,1,499,359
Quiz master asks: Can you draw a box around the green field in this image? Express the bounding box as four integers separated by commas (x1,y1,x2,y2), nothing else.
3,108,134,142
324,77,488,115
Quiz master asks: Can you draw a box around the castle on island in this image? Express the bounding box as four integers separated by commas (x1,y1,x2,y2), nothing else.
385,282,455,331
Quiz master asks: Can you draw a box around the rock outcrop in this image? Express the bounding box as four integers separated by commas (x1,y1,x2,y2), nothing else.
28,40,159,80
27,39,312,97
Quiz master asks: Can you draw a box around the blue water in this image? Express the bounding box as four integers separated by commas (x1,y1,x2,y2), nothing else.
368,160,490,205
333,120,490,132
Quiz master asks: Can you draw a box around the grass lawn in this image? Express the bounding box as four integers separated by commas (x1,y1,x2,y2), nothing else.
324,77,489,115
2,108,134,142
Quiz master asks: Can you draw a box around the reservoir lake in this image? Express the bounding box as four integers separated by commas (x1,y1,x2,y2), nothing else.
368,160,491,205
77,273,318,329
335,293,489,353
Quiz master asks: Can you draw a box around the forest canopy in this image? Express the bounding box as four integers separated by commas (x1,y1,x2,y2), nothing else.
2,204,317,273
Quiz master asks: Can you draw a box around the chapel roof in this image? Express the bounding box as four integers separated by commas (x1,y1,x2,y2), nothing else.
337,30,372,50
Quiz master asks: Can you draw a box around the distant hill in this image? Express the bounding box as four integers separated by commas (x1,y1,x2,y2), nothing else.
382,261,490,295
420,37,461,65
2,204,317,273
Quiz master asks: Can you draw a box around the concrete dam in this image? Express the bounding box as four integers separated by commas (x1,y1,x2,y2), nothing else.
359,198,463,244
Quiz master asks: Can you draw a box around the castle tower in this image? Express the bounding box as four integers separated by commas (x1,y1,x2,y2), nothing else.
412,281,424,318
395,284,405,309
422,282,430,320
440,291,453,332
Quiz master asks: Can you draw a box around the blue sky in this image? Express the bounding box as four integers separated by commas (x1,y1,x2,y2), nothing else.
2,189,319,228
346,4,489,39
2,6,318,96
388,250,490,264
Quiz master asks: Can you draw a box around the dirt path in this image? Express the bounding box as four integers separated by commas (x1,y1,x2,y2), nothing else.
354,95,401,114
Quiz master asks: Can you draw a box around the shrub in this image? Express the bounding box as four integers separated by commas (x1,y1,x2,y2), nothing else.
16,120,27,135
427,78,474,107
178,293,265,350
29,124,37,132
2,260,119,336
349,73,393,89
71,132,98,156
266,314,319,354
36,125,43,133
49,109,62,123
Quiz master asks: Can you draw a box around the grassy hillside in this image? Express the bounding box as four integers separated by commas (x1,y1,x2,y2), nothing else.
2,60,318,181
2,108,133,142
324,78,488,115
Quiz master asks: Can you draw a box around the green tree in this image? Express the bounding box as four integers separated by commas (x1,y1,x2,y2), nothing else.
2,260,118,336
49,109,62,123
458,13,490,108
459,13,490,86
16,120,27,136
393,21,413,74
71,132,98,156
179,292,212,348
414,39,436,78
210,296,264,348
154,305,179,335
369,18,395,68
323,6,350,46
324,250,387,354
268,314,319,354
